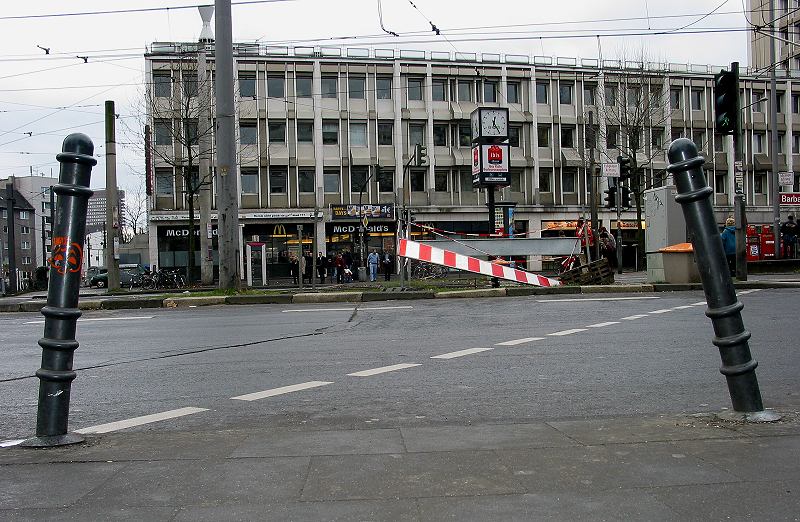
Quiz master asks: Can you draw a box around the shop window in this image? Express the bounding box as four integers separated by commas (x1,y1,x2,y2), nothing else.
351,166,368,192
507,82,520,104
240,121,258,145
410,170,425,191
322,120,338,145
297,120,313,143
376,77,392,99
240,169,259,194
378,168,393,192
267,75,285,98
296,75,312,98
537,125,550,148
298,169,315,193
348,76,365,99
378,122,393,145
269,168,287,194
408,78,423,101
321,76,338,99
155,168,174,196
323,169,340,192
239,73,256,98
539,168,553,192
433,124,448,146
350,122,368,147
154,73,171,97
434,171,449,192
268,120,286,143
535,82,548,104
432,79,447,101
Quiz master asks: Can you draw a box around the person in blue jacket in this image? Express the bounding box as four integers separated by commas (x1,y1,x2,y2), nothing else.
720,217,736,276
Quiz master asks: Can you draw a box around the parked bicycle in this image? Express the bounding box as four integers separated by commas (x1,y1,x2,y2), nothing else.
141,269,185,290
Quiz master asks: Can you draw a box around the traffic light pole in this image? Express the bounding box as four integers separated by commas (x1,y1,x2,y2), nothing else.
616,181,623,274
732,62,748,281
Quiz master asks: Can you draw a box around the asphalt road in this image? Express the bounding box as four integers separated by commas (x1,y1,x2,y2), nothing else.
1,289,798,441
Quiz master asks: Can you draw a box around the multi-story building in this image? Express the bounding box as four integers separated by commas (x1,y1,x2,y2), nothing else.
748,0,800,72
2,175,57,266
87,188,126,235
1,185,37,283
145,42,800,279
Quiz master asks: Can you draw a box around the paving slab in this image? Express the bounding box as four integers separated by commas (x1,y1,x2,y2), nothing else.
0,506,180,522
0,462,125,509
230,428,405,458
173,499,420,522
400,423,579,453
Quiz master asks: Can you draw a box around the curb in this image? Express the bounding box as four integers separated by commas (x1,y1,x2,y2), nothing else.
361,291,435,301
163,296,227,308
292,292,362,303
434,288,506,299
225,294,293,305
580,284,655,293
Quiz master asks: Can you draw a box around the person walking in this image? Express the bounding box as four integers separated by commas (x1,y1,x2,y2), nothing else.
289,254,299,284
335,253,345,284
382,250,393,281
599,227,617,269
316,252,327,284
780,214,798,258
720,217,736,276
326,253,336,283
303,252,313,284
367,249,380,282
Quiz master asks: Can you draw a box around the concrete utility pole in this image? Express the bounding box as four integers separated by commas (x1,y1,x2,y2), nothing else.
6,181,18,292
215,0,240,290
588,111,599,262
731,62,748,281
769,0,782,258
197,11,214,285
104,100,120,290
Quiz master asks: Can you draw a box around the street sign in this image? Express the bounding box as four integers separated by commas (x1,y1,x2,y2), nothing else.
779,171,794,186
779,192,800,205
734,161,744,194
602,163,620,177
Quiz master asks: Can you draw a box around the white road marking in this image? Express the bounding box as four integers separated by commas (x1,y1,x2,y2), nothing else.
348,363,421,377
691,302,707,306
672,305,694,310
536,296,660,303
282,306,413,313
431,347,493,359
495,337,545,346
548,328,588,336
75,407,208,435
737,289,762,295
0,439,25,448
231,380,334,401
648,309,672,314
621,314,649,320
25,315,154,325
586,321,620,328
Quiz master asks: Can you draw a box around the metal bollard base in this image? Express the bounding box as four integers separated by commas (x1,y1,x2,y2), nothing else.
717,409,783,424
19,432,84,448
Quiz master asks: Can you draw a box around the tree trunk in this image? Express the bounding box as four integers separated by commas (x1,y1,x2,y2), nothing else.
188,193,196,284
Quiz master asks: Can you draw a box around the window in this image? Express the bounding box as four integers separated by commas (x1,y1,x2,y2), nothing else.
239,73,256,98
777,92,785,112
269,167,287,194
604,85,617,106
376,77,392,99
268,120,286,143
378,122,393,145
432,79,447,101
460,170,473,193
184,120,198,146
671,128,685,141
715,173,727,194
539,168,552,192
537,125,550,148
154,73,171,97
535,82,548,104
508,125,521,148
752,91,765,112
154,120,171,145
408,78,423,101
559,83,573,104
779,132,786,154
583,84,596,105
22,257,31,265
691,88,703,111
669,88,681,110
410,170,425,191
155,168,173,196
20,225,30,234
627,87,641,108
562,169,576,193
483,80,498,103
755,172,767,193
350,166,368,192
793,93,800,114
458,80,472,102
378,168,393,192
433,124,448,146
21,241,31,250
321,76,338,98
409,123,425,147
561,126,575,148
606,127,619,149
350,122,367,147
692,130,705,150
793,132,800,154
297,120,313,143
585,125,598,149
434,171,449,192
652,129,663,150
322,120,338,145
240,121,258,145
510,170,522,192
754,132,765,153
182,75,197,98
298,169,315,193
348,76,365,99
296,76,312,98
507,82,520,104
323,170,340,192
267,75,285,98
240,168,259,194
458,125,471,147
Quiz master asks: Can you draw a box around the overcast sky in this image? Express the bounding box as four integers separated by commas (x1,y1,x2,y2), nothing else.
0,0,751,196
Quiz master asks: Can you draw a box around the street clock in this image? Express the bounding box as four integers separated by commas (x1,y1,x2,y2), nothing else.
470,107,509,143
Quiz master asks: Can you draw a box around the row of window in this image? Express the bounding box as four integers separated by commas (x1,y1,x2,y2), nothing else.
0,209,29,220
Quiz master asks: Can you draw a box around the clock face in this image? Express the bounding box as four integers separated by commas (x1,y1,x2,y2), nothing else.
480,109,508,137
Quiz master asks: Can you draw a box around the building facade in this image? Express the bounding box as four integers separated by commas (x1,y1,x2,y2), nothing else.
1,186,37,284
145,43,800,280
748,0,800,72
87,188,126,235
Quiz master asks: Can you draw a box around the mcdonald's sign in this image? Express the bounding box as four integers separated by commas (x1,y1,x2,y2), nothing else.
272,224,289,237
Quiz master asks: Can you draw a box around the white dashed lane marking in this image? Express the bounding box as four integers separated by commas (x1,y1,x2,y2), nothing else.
495,337,545,346
648,309,672,314
622,314,649,320
25,315,154,325
536,296,660,303
282,306,413,313
586,321,620,328
431,347,493,359
348,363,421,377
231,381,334,401
672,305,694,310
548,328,588,336
75,407,208,435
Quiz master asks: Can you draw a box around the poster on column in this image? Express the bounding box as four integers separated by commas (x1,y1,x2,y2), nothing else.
472,143,510,187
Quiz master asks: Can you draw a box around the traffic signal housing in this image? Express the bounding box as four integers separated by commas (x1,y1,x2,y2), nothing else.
714,67,739,135
414,144,428,167
620,185,632,209
604,178,618,209
618,155,632,180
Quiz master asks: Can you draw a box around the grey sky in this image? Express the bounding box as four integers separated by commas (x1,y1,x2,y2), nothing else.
0,0,751,195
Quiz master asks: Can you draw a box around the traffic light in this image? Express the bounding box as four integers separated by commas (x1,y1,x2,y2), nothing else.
414,144,428,167
604,177,617,209
618,155,632,180
620,185,632,209
714,67,739,135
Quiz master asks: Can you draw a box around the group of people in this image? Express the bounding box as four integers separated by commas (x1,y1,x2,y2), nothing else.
720,214,798,276
574,218,617,269
288,249,394,285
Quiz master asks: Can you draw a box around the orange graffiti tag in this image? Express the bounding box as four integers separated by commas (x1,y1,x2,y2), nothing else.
49,237,83,275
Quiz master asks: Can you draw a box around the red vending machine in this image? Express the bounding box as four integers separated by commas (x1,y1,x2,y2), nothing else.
746,225,761,261
760,227,776,259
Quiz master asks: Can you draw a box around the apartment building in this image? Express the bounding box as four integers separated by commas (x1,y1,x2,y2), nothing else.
748,0,800,72
145,43,800,278
1,186,37,282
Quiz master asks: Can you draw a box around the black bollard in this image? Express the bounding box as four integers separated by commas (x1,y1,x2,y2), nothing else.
21,134,96,447
667,138,777,419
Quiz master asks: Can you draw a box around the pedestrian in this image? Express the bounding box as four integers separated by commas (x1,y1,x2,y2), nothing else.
367,249,380,282
575,217,595,264
316,252,327,284
382,250,393,281
289,254,299,284
326,253,336,283
303,251,313,284
297,253,306,285
720,217,736,276
335,253,345,284
599,227,617,269
780,214,798,258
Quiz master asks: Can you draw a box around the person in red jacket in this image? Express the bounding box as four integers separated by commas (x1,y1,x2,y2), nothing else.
575,217,595,262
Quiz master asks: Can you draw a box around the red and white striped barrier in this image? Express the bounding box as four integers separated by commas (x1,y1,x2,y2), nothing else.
399,238,561,287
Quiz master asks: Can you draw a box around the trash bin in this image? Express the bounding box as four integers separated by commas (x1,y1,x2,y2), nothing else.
658,243,701,284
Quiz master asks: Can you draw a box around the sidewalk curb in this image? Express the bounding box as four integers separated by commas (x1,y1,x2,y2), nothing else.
163,296,227,308
435,288,506,299
293,291,362,303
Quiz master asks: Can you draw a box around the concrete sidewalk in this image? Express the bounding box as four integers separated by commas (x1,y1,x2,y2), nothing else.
1,405,798,521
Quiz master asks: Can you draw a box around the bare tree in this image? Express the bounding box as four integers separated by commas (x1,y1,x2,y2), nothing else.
122,188,148,241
